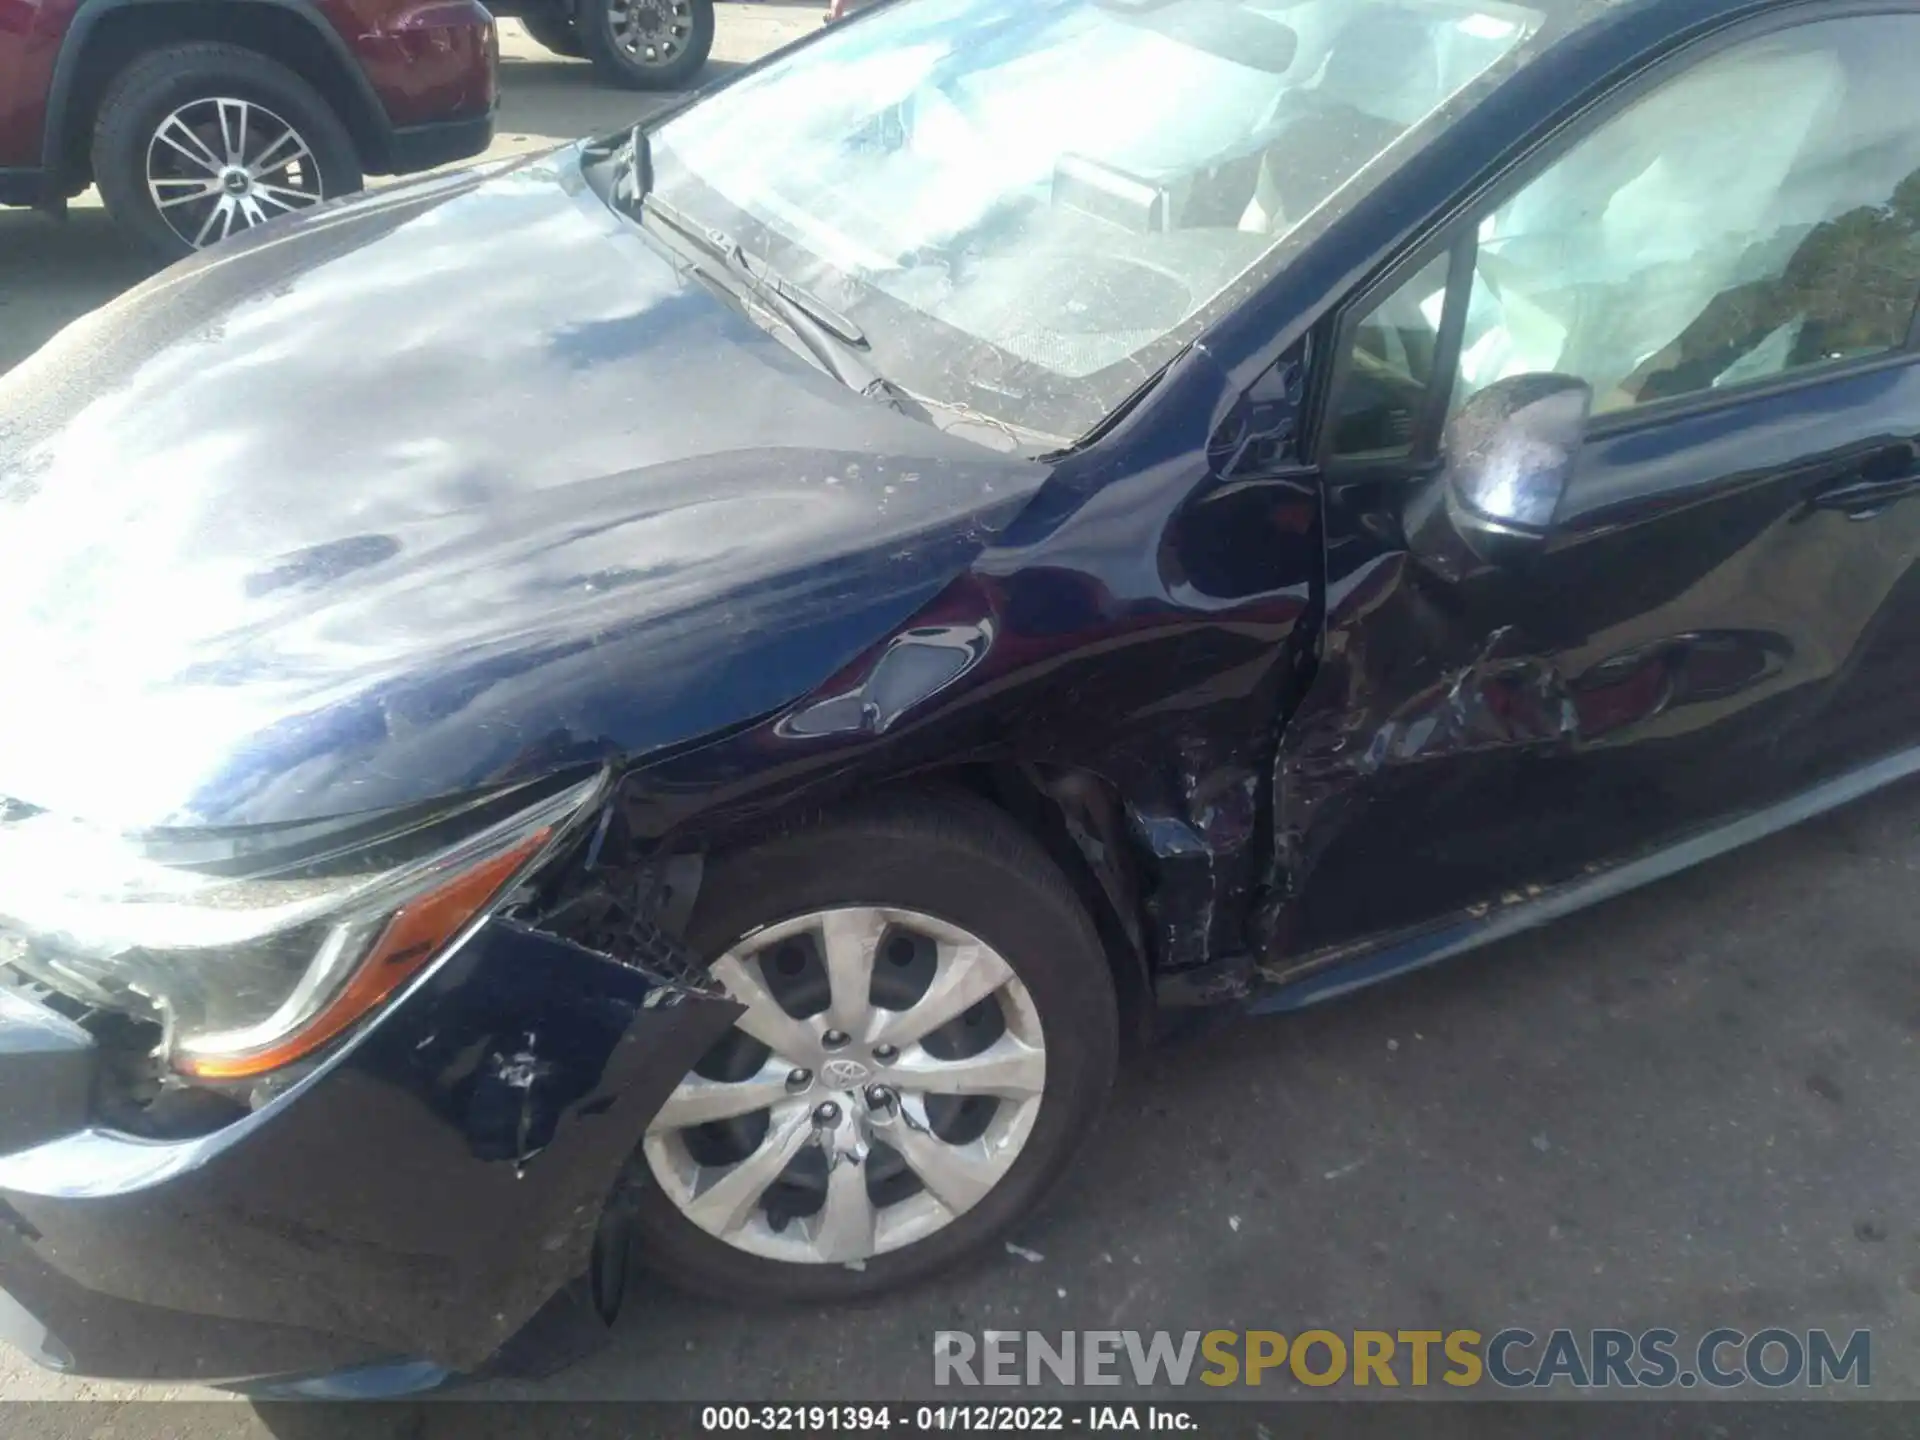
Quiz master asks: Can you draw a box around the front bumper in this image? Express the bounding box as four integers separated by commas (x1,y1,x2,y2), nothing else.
383,111,499,177
0,919,736,1383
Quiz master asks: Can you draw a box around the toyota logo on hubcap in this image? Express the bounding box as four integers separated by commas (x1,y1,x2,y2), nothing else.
821,1058,871,1088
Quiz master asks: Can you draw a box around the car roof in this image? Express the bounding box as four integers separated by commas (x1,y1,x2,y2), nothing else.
1533,0,1813,47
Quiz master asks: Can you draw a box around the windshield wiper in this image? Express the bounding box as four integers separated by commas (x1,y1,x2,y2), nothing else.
639,195,925,418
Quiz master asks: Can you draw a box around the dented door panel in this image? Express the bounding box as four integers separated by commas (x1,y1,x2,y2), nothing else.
1273,358,1920,965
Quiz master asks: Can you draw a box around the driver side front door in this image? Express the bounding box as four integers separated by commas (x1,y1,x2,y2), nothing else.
1268,5,1920,971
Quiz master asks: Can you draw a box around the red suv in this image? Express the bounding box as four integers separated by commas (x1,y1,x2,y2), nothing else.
0,0,498,258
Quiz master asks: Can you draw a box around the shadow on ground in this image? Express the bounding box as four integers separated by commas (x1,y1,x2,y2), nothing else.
0,209,155,371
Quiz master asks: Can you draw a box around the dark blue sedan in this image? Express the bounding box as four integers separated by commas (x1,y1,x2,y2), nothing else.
1,0,1918,1390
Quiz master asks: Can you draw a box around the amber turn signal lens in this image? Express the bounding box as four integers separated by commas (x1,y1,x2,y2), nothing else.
179,828,551,1080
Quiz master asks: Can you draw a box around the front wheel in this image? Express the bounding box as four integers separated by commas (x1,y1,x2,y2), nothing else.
578,0,715,91
91,44,362,261
631,793,1119,1301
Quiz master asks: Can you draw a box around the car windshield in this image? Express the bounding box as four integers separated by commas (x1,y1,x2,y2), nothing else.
647,0,1541,444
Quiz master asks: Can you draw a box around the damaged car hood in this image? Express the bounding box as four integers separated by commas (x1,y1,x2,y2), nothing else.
0,149,1044,831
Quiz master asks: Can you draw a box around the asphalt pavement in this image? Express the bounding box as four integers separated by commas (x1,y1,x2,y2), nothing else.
2,6,1918,1426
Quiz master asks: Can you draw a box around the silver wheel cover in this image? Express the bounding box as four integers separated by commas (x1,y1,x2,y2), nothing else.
146,97,325,250
643,907,1047,1265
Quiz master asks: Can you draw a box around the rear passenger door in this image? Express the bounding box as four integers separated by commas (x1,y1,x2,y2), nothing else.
1280,5,1920,956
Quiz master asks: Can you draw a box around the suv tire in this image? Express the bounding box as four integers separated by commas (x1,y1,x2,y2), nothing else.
93,44,363,261
518,7,587,58
578,0,715,91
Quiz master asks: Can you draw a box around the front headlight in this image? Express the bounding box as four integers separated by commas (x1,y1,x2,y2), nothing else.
0,773,604,1079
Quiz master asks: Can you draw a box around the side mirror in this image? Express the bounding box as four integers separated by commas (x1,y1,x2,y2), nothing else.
1405,373,1592,578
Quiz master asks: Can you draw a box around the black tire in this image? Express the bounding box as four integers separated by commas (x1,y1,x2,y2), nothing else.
578,0,715,91
91,44,363,262
631,791,1120,1303
517,7,587,58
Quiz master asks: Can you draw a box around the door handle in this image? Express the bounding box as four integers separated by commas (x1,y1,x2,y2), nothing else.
1809,444,1920,520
